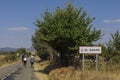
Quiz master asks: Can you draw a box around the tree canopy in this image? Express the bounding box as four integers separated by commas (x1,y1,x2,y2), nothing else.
105,30,120,63
32,3,103,66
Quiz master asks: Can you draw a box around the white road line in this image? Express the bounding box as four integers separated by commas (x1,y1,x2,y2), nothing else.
1,68,18,80
1,77,7,80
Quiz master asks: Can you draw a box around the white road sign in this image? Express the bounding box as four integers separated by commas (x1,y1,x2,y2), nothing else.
79,46,101,54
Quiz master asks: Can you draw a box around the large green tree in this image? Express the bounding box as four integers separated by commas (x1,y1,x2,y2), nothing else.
32,4,103,66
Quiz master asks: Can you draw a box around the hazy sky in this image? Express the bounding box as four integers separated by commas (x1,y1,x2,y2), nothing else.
0,0,120,48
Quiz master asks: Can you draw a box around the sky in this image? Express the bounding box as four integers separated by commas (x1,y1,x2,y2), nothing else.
0,0,120,48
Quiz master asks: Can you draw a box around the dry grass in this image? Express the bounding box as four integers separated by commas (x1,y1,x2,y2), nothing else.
0,62,19,69
0,63,11,69
34,56,50,80
34,58,120,80
0,55,9,68
0,54,20,69
48,68,120,80
34,62,49,80
72,70,120,80
49,66,74,80
0,55,6,59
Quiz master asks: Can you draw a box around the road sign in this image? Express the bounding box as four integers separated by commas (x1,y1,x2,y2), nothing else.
79,46,101,54
79,46,102,71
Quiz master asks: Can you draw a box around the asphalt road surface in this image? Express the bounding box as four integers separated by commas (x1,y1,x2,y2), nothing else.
0,60,37,80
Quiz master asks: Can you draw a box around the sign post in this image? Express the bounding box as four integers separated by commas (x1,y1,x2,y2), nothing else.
96,54,99,72
79,46,101,71
82,54,85,71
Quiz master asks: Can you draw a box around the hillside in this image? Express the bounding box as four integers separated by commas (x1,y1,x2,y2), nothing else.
0,47,17,52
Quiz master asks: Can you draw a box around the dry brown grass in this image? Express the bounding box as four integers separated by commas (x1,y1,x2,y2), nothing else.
34,56,50,80
34,58,120,80
0,55,6,59
72,70,120,80
49,66,74,80
0,55,9,68
48,68,120,80
34,62,49,80
0,54,20,69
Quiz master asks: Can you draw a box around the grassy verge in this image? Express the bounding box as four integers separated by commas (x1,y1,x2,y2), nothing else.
34,56,49,80
34,60,120,80
0,54,20,69
49,67,120,80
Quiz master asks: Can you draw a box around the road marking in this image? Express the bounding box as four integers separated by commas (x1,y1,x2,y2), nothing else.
1,77,7,80
1,68,19,80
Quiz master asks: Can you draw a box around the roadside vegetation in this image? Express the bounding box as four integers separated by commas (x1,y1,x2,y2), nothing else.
0,52,18,68
0,48,30,68
32,2,120,80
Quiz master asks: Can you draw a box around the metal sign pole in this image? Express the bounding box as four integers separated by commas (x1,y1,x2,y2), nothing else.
79,46,101,72
96,54,99,72
82,54,84,71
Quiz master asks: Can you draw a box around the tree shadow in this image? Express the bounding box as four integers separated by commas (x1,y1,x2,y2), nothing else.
34,61,61,74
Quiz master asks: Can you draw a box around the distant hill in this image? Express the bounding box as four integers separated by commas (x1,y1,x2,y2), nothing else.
0,47,17,52
0,47,34,53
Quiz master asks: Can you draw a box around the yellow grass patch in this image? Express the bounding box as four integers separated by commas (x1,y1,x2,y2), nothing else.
34,57,120,80
34,62,49,80
0,54,20,69
49,69,120,80
0,55,6,59
49,66,74,80
34,56,50,80
0,60,20,69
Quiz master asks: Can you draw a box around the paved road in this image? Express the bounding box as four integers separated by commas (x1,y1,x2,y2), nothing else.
0,60,37,80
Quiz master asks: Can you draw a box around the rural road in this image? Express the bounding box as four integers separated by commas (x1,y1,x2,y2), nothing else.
0,60,37,80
